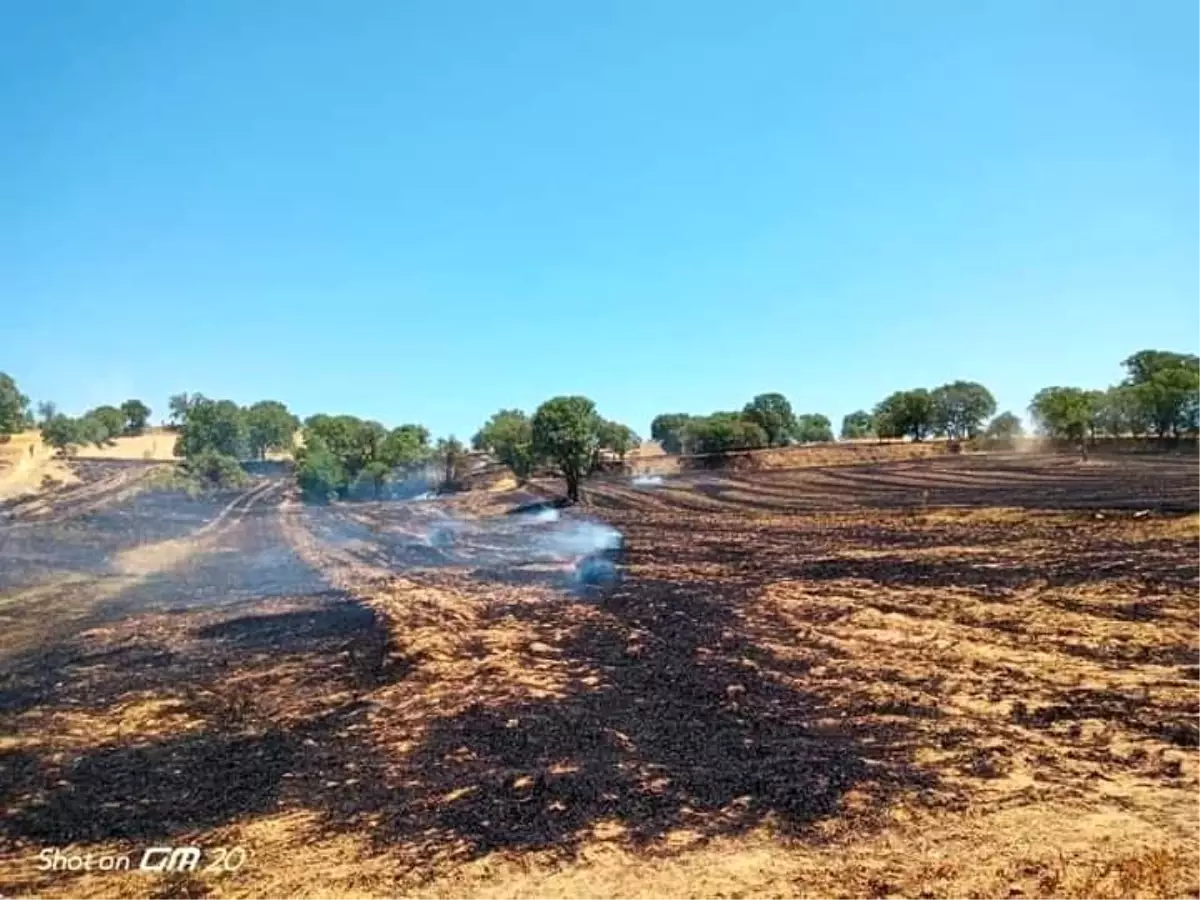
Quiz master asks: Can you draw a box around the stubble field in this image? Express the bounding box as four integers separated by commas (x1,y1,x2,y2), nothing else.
0,452,1196,899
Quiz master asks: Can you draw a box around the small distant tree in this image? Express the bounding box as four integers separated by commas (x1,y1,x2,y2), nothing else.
840,410,874,440
985,411,1023,442
87,405,126,444
0,373,31,441
434,436,468,489
931,381,996,439
874,389,936,441
120,399,152,435
597,418,639,463
167,392,205,428
793,413,834,443
472,409,535,480
1120,350,1200,438
245,400,299,460
742,393,796,447
36,401,58,425
41,414,82,456
174,399,248,459
1029,387,1095,458
382,424,431,471
532,396,601,503
683,413,768,455
295,434,346,502
650,413,693,455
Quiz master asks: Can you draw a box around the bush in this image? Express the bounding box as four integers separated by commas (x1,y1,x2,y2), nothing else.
296,436,346,502
183,450,250,489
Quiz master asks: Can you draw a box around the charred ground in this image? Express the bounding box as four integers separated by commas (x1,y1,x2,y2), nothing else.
0,452,1196,899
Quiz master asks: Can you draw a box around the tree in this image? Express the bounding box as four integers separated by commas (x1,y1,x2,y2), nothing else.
840,410,874,440
472,409,535,479
87,405,126,444
985,411,1024,442
0,373,30,440
742,393,796,447
793,413,834,443
931,381,996,439
245,400,299,460
41,414,83,455
1089,388,1143,439
295,434,346,502
167,392,205,428
36,401,58,425
120,399,152,435
532,396,601,503
1120,350,1200,438
874,389,936,441
650,413,693,455
382,424,431,471
683,412,769,455
434,436,468,489
597,419,639,462
174,399,248,459
304,415,366,475
1029,387,1095,457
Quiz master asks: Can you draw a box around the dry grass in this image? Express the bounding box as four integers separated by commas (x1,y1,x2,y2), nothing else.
0,454,1196,899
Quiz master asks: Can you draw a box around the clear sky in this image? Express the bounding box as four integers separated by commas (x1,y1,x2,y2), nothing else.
3,0,1197,439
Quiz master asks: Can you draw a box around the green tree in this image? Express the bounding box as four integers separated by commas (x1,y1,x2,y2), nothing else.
597,419,639,462
984,411,1024,442
434,435,468,489
36,401,57,425
650,413,693,454
87,405,126,444
874,389,936,441
931,381,996,439
174,399,248,459
183,449,250,488
245,400,299,460
840,410,874,440
532,396,601,502
41,414,83,455
382,424,431,470
683,412,769,455
742,393,796,447
793,413,834,443
0,373,31,441
1029,386,1095,457
295,434,346,502
1120,350,1200,438
120,399,152,435
473,409,535,480
167,392,205,428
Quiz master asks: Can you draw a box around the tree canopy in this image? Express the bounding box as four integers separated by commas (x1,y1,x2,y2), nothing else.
120,399,152,435
931,381,996,439
985,411,1023,442
793,413,834,443
472,409,535,480
840,410,874,440
650,413,692,455
874,389,936,441
245,401,299,460
0,373,30,440
684,412,768,455
741,393,796,447
532,396,600,503
1028,387,1094,443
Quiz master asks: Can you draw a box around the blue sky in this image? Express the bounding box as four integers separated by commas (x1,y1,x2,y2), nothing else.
3,0,1196,439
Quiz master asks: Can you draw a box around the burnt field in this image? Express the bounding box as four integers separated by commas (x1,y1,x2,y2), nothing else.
0,453,1197,899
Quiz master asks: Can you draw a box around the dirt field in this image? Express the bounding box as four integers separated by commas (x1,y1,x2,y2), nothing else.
0,453,1196,899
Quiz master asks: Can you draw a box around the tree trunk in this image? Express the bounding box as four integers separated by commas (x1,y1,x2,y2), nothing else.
565,471,579,504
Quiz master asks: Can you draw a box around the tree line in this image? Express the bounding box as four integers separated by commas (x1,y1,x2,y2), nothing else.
0,347,1194,501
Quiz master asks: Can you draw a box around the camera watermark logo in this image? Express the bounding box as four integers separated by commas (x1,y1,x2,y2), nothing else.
36,846,248,874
